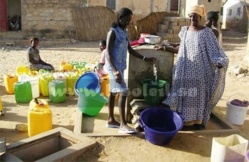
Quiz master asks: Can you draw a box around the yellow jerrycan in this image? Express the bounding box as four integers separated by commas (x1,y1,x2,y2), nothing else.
101,75,110,98
39,72,54,96
28,98,52,137
60,61,73,71
16,65,29,76
4,74,18,94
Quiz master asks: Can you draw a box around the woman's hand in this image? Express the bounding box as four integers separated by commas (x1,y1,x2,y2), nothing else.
217,63,223,69
114,71,122,83
154,44,179,54
154,45,164,51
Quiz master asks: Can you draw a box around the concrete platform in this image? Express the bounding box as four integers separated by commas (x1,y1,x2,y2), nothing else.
1,127,97,162
73,99,239,137
130,99,239,135
74,106,134,137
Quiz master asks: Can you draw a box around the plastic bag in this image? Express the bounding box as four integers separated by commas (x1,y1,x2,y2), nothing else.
230,99,249,107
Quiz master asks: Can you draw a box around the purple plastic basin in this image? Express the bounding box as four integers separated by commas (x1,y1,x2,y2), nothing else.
139,107,183,146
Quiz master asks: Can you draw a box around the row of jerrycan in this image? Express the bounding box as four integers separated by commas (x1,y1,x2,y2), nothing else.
5,65,87,95
38,70,79,97
4,70,110,103
13,79,66,103
28,98,52,137
4,72,78,103
4,70,79,94
4,77,65,104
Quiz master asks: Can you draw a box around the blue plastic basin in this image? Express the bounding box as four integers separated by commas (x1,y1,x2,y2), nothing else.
75,72,101,95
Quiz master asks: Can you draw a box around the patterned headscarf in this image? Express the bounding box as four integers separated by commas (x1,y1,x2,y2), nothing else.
188,5,206,17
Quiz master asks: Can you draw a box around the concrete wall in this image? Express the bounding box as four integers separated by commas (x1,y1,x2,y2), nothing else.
21,0,79,38
125,0,151,19
8,0,223,38
125,45,174,120
184,0,222,16
116,0,149,16
87,0,105,6
87,0,221,21
223,0,239,28
198,0,222,13
153,0,168,12
179,0,186,17
7,0,21,18
88,0,168,18
200,0,222,28
184,0,198,17
223,0,246,29
225,2,244,21
183,0,222,26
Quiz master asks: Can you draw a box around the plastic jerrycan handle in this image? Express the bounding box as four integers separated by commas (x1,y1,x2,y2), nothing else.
34,98,39,104
34,98,45,106
138,118,145,128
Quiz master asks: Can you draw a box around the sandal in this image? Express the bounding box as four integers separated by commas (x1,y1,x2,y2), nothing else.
106,124,120,128
118,126,137,134
106,121,120,128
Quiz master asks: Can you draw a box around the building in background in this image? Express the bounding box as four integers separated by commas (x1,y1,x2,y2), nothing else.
222,0,249,31
0,0,223,38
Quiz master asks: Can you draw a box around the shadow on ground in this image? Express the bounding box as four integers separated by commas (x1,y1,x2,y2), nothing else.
0,108,27,123
222,29,248,52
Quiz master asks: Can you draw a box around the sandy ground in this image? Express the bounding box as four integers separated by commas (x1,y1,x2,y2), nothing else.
0,30,249,162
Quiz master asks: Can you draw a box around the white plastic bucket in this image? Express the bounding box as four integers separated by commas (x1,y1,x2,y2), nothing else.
226,101,248,125
18,75,40,98
28,77,40,98
211,134,248,162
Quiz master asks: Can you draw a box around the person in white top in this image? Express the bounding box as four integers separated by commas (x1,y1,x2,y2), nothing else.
94,40,108,77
